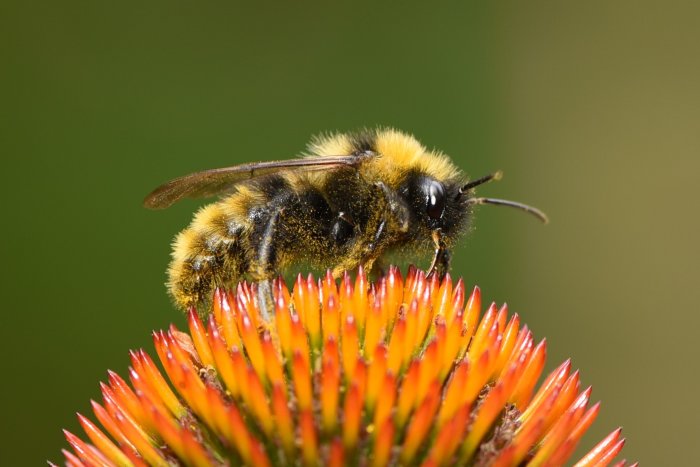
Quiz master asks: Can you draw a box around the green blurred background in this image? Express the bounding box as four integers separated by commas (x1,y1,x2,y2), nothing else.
2,1,698,464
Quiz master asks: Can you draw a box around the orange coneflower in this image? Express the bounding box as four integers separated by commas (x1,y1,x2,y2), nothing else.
57,266,633,466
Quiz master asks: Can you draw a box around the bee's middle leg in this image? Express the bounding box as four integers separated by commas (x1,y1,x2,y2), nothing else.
254,207,284,323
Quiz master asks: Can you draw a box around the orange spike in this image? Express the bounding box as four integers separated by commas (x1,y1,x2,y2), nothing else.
400,386,440,463
510,338,547,408
62,448,87,467
322,294,340,341
433,272,453,319
145,395,190,463
383,266,404,328
574,428,624,467
63,429,112,467
417,340,440,406
304,273,322,350
396,359,420,428
132,350,183,418
275,286,293,361
292,276,308,333
261,331,285,391
341,315,359,382
110,402,166,466
187,308,214,368
225,402,253,463
463,286,481,335
492,418,546,467
469,302,498,360
338,271,353,321
217,290,242,350
178,365,213,428
463,350,492,404
371,418,395,467
320,340,341,434
299,410,318,466
107,370,147,431
402,298,419,363
445,403,471,461
100,383,151,445
211,288,224,325
372,372,397,431
77,413,133,467
126,366,170,433
247,366,274,435
180,427,214,466
437,360,469,427
250,440,272,467
291,313,311,371
354,359,367,404
448,277,465,324
387,313,407,374
530,393,590,466
363,297,385,360
365,344,387,414
440,312,463,379
520,358,571,424
493,313,521,376
517,374,566,443
240,313,266,384
353,266,369,331
414,286,434,351
547,398,600,465
320,270,338,313
271,383,295,457
207,316,240,398
90,400,134,455
543,370,581,433
292,350,312,411
230,346,250,403
203,385,232,443
328,439,345,467
342,383,362,449
425,404,468,466
460,383,507,463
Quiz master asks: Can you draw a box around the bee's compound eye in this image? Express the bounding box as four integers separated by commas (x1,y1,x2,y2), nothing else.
426,181,446,220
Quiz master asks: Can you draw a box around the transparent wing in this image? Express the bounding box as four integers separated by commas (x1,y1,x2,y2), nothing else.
144,154,370,209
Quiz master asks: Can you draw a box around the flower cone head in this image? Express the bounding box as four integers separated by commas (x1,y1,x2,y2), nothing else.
59,266,632,466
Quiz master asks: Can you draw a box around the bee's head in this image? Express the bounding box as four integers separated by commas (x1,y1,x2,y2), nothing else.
401,170,548,247
401,173,472,246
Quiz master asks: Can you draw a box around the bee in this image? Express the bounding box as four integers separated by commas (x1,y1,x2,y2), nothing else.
145,128,547,313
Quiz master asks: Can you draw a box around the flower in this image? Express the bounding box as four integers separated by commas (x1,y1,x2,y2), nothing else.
58,266,633,466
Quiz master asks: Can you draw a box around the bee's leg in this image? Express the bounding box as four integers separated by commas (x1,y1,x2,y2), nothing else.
427,230,451,279
362,182,409,258
369,256,390,279
374,182,410,234
254,207,284,323
256,279,275,325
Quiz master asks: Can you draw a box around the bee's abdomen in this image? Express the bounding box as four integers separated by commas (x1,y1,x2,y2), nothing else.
167,201,248,311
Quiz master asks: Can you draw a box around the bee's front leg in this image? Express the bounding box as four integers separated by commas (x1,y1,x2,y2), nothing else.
427,230,451,279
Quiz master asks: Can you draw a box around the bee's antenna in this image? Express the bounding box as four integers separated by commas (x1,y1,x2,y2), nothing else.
466,197,549,224
460,170,503,193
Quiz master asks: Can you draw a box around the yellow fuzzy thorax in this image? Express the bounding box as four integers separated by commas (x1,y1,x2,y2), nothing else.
306,128,462,187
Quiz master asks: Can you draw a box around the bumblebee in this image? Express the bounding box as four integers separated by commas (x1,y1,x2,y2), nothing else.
145,128,547,312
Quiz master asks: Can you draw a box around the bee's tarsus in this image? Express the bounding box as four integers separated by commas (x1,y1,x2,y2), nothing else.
256,279,275,323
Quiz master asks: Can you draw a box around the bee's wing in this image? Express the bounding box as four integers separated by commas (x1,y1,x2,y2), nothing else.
144,154,371,209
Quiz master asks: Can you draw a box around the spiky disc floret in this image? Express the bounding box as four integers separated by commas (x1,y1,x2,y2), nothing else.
59,266,632,466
